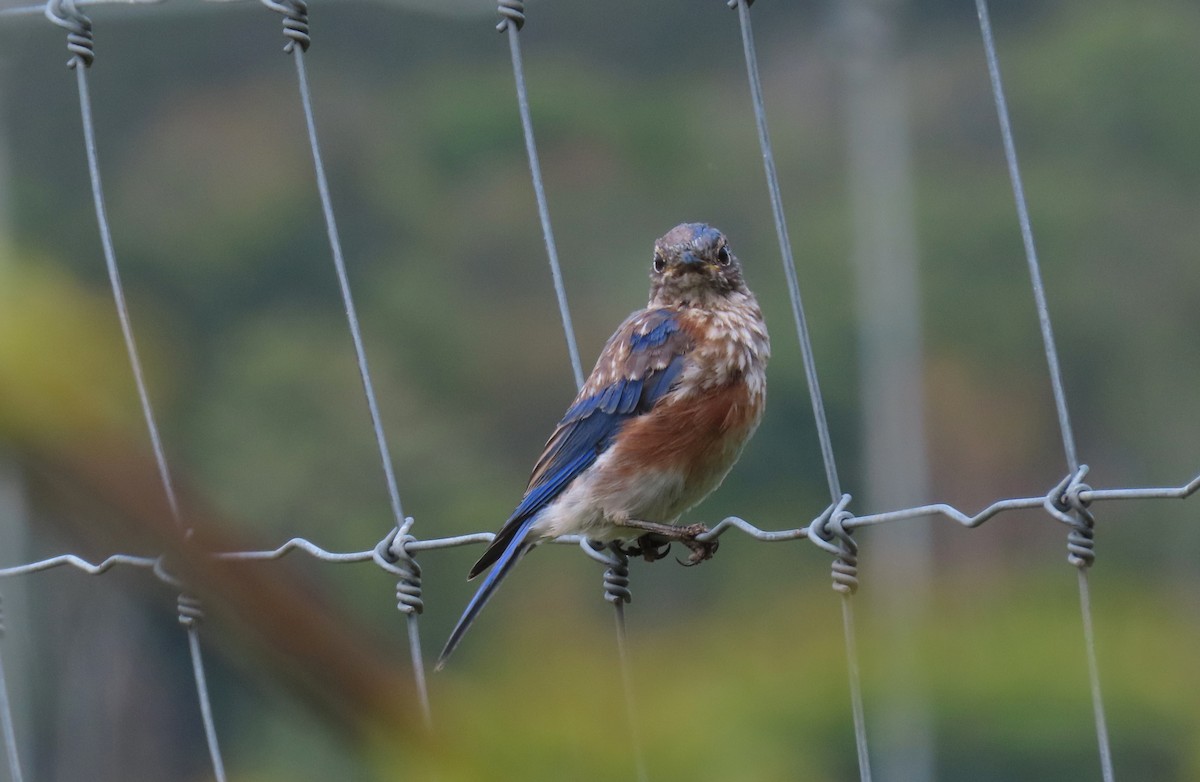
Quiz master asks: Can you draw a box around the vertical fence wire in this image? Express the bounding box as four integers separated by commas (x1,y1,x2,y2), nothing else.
1076,566,1112,778
498,3,646,777
44,2,229,776
726,2,870,779
279,14,408,542
839,592,869,772
973,0,1077,471
405,607,432,727
0,602,23,782
599,546,648,782
267,5,435,727
974,2,1114,780
612,601,649,782
185,623,226,780
60,13,184,533
729,0,841,502
499,2,585,390
0,469,27,782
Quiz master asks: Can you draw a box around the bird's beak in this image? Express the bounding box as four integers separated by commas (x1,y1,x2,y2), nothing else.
680,250,705,268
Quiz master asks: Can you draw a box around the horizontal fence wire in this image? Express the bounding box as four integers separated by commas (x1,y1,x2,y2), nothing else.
3,471,1198,580
0,0,258,16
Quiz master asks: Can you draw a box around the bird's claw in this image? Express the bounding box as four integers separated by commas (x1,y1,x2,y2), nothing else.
618,534,673,562
675,523,718,566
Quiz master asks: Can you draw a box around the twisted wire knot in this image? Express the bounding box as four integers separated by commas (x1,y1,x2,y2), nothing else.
262,0,311,53
726,0,756,9
809,495,859,595
177,594,205,628
45,0,95,69
1045,466,1097,569
496,0,525,32
373,524,424,616
603,556,632,606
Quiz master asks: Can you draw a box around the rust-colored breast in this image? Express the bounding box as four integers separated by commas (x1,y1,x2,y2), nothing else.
605,379,763,488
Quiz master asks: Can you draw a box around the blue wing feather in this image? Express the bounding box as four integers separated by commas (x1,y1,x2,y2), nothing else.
641,354,684,406
630,316,679,351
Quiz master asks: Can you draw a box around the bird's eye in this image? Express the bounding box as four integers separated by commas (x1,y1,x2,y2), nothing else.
653,253,666,273
717,245,731,266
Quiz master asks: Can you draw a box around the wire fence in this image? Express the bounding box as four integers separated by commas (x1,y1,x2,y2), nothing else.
0,0,1196,780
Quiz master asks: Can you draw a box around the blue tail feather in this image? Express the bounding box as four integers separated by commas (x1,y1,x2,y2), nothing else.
436,520,536,669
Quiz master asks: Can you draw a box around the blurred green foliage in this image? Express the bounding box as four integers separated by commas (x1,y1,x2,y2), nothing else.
0,0,1198,779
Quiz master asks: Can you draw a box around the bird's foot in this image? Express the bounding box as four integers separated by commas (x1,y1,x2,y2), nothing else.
617,534,673,562
676,523,718,567
615,520,719,566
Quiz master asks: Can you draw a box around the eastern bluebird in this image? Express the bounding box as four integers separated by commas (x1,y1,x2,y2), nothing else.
437,223,770,667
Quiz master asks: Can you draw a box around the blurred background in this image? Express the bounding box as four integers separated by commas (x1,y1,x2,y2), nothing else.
0,0,1198,779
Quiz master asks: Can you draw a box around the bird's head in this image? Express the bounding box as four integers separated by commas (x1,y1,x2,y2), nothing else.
648,223,746,307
